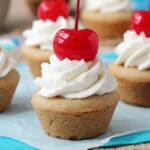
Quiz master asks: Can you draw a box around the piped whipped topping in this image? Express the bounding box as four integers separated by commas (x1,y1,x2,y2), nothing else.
116,30,150,70
35,55,117,99
0,49,16,78
85,0,132,13
23,17,74,51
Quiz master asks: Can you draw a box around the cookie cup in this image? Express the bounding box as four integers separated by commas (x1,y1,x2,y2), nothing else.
81,10,132,46
0,69,20,112
109,63,150,107
32,91,119,139
22,45,51,77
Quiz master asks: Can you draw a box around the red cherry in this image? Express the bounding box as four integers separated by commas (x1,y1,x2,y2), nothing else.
131,10,150,37
53,0,99,62
37,0,69,22
53,29,99,62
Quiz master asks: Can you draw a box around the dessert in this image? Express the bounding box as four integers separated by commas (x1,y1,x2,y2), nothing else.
109,10,150,107
81,0,133,45
0,48,20,112
22,0,73,77
32,0,119,139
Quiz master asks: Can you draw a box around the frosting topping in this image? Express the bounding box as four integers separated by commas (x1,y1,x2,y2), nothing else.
23,17,74,51
0,49,16,78
35,55,117,99
85,0,132,13
116,30,150,70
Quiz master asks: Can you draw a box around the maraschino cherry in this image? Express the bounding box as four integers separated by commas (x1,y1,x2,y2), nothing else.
38,0,69,22
131,10,150,37
53,0,99,62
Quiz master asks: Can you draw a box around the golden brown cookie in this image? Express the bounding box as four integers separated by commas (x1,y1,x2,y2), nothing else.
32,91,119,139
22,45,52,77
0,69,20,112
81,10,133,46
109,63,150,107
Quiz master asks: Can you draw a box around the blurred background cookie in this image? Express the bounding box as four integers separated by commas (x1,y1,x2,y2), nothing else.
26,0,41,16
0,0,10,28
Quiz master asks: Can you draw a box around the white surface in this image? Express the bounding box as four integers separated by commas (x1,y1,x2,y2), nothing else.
0,64,150,150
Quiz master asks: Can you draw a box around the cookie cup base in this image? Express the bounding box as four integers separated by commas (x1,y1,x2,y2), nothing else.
109,63,150,107
0,69,20,112
32,91,119,139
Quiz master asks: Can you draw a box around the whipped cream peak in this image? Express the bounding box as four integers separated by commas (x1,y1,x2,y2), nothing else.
35,55,117,99
23,17,74,51
85,0,132,13
0,49,16,78
116,30,150,70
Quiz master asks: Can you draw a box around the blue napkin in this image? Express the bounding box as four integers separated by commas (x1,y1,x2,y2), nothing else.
0,137,38,150
0,38,21,51
90,130,150,149
131,0,150,10
99,52,118,65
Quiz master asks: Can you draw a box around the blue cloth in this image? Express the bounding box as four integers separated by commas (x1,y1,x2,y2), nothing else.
0,137,38,150
11,38,21,46
95,130,150,149
99,52,118,65
132,0,150,10
0,38,21,51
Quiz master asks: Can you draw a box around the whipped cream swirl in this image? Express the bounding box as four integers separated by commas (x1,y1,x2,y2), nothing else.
85,0,132,13
0,49,16,78
116,30,150,70
23,17,74,51
35,55,117,99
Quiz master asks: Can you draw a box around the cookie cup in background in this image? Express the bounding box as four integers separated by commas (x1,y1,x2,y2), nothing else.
0,69,20,112
32,91,119,139
109,63,150,107
22,0,73,77
26,0,41,16
22,45,51,77
0,0,10,28
31,53,119,139
81,11,132,46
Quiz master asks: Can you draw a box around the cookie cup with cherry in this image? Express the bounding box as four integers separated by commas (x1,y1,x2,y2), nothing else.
109,11,150,107
32,0,119,139
22,0,73,77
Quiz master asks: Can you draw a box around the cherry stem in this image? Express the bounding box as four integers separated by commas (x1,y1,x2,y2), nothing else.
74,0,80,30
